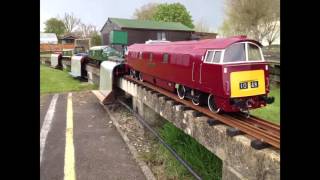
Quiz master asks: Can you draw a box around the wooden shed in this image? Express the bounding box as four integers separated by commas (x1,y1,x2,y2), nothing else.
100,17,195,51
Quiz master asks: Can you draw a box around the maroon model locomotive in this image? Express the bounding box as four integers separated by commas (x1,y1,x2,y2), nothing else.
126,36,274,113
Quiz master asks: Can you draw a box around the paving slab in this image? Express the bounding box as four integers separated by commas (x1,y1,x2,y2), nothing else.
40,91,146,180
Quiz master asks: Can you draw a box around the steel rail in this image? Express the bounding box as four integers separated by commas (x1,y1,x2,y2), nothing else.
231,113,280,136
117,99,203,180
123,75,280,149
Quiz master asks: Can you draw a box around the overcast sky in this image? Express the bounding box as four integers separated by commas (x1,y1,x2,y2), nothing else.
40,0,225,32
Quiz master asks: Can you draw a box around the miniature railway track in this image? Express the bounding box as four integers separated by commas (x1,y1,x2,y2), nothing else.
230,113,280,137
117,99,203,180
123,75,280,149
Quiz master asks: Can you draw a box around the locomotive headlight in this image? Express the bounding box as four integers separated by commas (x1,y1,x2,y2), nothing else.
265,65,268,71
224,68,227,73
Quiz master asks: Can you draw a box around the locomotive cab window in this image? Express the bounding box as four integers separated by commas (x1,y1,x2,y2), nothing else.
223,42,263,63
205,51,214,63
205,50,222,63
223,43,246,63
247,43,262,61
212,51,222,63
163,53,169,63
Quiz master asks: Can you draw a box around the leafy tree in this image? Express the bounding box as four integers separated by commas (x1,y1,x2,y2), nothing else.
153,3,194,29
219,0,279,43
90,32,102,46
133,3,159,20
44,18,66,36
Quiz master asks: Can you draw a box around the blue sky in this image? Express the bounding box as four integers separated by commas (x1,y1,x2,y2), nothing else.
40,0,225,32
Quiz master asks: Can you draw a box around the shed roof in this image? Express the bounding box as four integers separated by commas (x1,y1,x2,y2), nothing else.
40,33,58,44
60,34,78,40
101,17,194,32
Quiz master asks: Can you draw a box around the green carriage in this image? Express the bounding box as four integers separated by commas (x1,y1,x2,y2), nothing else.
88,46,122,64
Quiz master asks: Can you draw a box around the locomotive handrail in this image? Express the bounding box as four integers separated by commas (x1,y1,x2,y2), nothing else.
199,63,202,84
192,62,195,82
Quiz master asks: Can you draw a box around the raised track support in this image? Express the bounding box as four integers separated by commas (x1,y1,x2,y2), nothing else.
117,77,280,180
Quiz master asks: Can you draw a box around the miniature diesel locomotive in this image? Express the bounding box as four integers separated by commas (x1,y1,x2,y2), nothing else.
87,46,122,65
126,36,274,113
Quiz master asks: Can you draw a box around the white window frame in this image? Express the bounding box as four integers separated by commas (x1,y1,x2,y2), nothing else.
162,32,166,40
203,50,223,64
247,42,265,62
203,41,265,65
221,42,265,64
157,32,166,40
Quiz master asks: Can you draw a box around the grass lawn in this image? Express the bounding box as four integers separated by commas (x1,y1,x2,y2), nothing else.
40,65,97,94
251,85,280,124
158,123,222,180
142,122,222,180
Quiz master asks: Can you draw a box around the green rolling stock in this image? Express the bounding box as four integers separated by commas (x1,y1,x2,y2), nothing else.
88,46,121,64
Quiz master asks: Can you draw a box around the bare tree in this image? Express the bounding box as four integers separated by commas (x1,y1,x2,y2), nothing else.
133,3,159,20
194,18,211,32
63,12,81,33
76,23,97,38
264,21,280,45
220,0,279,42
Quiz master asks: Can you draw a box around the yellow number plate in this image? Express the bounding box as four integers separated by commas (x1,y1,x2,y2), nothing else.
230,70,265,98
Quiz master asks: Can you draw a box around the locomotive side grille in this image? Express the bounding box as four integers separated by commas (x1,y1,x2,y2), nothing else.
230,70,266,98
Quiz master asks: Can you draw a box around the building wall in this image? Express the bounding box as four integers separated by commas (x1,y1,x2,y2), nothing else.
62,39,75,44
193,32,217,40
123,28,192,45
100,20,121,45
101,20,193,46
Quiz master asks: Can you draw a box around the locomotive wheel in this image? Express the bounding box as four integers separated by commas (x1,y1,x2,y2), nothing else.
192,93,200,105
177,85,186,99
192,97,200,105
138,72,143,82
208,94,220,113
130,69,134,78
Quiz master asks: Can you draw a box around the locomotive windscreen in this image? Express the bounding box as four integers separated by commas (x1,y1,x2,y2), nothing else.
223,42,263,63
248,44,262,61
224,43,246,62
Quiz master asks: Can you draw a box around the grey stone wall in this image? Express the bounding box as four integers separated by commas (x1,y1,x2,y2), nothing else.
118,78,280,180
86,65,100,85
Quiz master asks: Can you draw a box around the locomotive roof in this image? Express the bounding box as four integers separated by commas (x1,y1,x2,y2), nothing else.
128,36,262,55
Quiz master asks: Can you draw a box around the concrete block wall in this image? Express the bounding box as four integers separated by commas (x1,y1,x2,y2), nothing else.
86,65,100,85
40,57,51,66
118,78,280,180
61,59,71,71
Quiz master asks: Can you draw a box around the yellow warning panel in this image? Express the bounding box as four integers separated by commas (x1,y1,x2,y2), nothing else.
230,70,266,98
